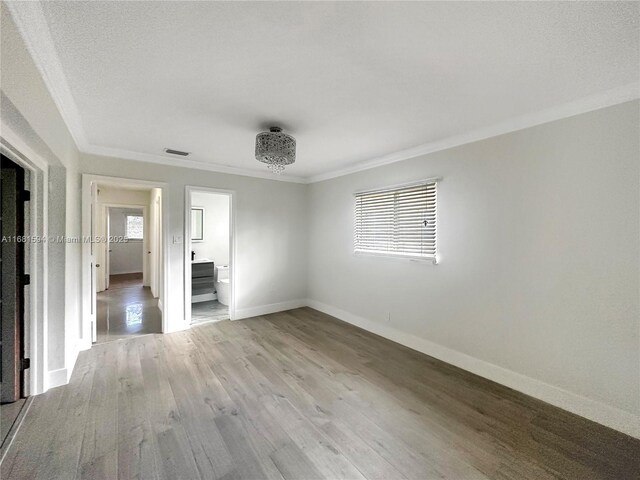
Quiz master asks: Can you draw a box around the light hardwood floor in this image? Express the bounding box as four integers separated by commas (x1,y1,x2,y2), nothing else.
0,398,26,451
1,308,638,479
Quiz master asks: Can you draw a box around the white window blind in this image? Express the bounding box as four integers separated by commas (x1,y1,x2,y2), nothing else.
125,215,143,240
354,181,437,260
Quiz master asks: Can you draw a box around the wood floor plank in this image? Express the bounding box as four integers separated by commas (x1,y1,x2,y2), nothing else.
2,308,638,480
259,311,570,478
261,393,367,480
319,420,409,480
214,414,269,480
270,442,325,480
249,315,480,477
244,319,453,479
1,378,66,479
137,336,201,480
48,347,100,480
244,344,409,480
116,338,162,480
187,328,287,480
78,343,120,475
160,333,235,479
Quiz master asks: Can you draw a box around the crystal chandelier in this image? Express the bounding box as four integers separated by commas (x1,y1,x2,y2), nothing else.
255,127,296,174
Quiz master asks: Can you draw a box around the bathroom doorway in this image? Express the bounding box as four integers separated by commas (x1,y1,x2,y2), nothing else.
185,187,234,325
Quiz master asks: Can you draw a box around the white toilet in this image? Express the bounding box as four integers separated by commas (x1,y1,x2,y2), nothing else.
214,265,230,306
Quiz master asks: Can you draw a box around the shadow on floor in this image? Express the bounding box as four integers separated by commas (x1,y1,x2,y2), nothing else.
1,399,26,452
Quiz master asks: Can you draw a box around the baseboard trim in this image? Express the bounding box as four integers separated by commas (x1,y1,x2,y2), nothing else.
306,299,640,439
234,299,308,320
46,367,68,390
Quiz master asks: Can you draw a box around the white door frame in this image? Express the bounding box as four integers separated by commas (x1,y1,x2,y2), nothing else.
0,130,48,395
106,207,110,289
81,174,169,348
184,186,236,325
149,190,161,298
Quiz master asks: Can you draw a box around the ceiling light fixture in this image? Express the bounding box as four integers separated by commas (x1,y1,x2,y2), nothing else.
255,127,296,174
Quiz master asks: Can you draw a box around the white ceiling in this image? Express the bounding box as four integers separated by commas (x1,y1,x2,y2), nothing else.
7,1,639,182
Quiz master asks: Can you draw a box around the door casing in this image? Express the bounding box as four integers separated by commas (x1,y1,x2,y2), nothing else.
81,175,168,347
2,130,50,396
183,186,236,326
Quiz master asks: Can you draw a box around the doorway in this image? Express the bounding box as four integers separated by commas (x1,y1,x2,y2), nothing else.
0,155,29,446
185,187,234,325
107,206,144,289
82,176,167,346
96,201,160,343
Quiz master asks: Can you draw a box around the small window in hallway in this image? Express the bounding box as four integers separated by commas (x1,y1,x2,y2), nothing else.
125,214,143,240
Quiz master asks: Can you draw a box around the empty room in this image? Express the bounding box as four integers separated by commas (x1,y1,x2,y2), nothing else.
0,1,638,479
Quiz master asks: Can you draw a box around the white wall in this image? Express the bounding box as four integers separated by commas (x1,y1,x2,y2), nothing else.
46,167,66,374
64,160,82,384
79,155,309,329
98,186,151,206
191,191,230,266
109,207,144,275
1,6,82,391
307,100,640,437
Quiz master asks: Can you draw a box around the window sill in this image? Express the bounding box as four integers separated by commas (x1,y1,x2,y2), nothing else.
354,251,438,264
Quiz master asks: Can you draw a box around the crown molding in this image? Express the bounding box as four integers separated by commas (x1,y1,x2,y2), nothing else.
7,1,638,186
83,144,307,184
80,82,640,185
5,1,89,149
0,121,50,172
6,0,307,184
84,84,640,185
307,83,640,183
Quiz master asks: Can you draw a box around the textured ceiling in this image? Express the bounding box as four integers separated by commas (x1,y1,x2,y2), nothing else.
7,1,640,180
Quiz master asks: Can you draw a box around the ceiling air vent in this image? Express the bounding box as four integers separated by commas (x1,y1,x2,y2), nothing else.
165,148,190,156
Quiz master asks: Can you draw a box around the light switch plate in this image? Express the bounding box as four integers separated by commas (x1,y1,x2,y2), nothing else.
173,235,183,244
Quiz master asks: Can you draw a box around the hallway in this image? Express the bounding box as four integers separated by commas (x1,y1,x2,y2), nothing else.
96,274,161,344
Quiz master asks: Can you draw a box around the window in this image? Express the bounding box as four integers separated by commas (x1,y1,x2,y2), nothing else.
125,215,143,240
354,180,437,261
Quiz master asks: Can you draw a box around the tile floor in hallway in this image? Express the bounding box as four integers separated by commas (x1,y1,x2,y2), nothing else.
191,299,229,325
96,273,162,344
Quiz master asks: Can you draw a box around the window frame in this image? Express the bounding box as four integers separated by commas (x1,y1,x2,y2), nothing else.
125,214,144,241
353,178,439,264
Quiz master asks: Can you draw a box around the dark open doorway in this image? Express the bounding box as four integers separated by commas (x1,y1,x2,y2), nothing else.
1,154,30,448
